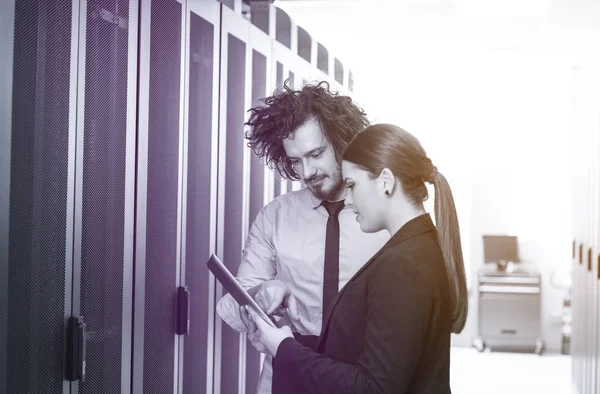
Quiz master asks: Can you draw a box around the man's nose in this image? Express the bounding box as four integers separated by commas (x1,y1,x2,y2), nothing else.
302,161,317,180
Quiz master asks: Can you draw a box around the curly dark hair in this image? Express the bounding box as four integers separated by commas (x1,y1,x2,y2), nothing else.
245,80,369,180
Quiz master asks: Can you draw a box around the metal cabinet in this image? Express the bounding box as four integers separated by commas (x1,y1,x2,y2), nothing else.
474,265,544,355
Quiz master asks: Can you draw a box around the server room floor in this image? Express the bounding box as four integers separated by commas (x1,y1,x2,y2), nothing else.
450,347,573,394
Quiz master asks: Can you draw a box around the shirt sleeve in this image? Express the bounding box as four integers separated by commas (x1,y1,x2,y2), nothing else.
216,204,278,332
273,251,434,393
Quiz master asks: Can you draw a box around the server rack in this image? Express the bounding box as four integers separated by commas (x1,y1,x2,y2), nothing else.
1,1,356,393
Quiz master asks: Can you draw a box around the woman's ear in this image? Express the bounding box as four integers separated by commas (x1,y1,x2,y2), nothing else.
378,168,395,196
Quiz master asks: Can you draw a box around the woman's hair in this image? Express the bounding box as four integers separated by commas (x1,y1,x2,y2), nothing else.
245,80,369,180
343,124,468,333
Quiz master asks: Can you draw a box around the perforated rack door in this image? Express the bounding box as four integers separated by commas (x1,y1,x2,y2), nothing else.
2,1,75,393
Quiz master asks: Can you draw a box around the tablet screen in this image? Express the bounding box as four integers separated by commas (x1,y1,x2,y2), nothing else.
207,254,276,327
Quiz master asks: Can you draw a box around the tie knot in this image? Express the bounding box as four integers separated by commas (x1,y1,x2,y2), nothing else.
322,200,345,217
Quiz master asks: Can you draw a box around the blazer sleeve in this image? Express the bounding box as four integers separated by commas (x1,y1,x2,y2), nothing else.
274,249,434,393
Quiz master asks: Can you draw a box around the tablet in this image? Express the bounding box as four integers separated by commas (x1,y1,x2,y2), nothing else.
207,254,276,328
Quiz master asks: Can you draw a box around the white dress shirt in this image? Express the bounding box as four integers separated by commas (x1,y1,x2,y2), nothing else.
216,187,389,394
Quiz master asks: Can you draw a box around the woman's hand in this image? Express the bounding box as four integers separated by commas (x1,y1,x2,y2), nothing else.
254,280,300,319
240,305,294,357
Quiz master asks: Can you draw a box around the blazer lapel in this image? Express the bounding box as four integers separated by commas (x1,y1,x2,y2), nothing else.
316,245,386,350
316,214,436,350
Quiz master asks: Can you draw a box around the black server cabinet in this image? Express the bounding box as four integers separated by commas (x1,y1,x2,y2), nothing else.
272,61,285,197
2,2,328,394
1,1,77,393
218,25,247,394
1,0,139,392
286,70,297,193
180,1,221,394
72,0,138,393
132,0,184,393
214,4,255,393
244,24,271,393
214,7,274,393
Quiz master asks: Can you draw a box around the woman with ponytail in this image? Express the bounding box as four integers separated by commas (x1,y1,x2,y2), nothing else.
243,124,468,394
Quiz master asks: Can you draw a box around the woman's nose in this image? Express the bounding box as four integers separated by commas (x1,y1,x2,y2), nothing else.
345,190,353,205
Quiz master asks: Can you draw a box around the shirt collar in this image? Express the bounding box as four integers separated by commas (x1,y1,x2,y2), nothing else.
307,188,322,209
305,188,348,210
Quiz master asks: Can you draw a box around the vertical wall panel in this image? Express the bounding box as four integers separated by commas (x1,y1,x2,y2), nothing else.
585,70,600,394
571,64,600,393
595,96,600,394
571,66,582,392
596,119,600,394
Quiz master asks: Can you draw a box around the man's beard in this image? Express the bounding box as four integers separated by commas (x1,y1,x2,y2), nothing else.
308,175,345,201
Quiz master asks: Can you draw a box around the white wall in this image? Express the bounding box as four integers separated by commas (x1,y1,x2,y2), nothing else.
278,0,600,350
356,49,575,349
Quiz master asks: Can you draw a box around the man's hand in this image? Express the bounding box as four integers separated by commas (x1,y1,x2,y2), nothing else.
241,305,294,358
240,280,299,353
254,280,300,320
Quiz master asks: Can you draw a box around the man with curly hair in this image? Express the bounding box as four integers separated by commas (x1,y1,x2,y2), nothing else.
216,80,388,393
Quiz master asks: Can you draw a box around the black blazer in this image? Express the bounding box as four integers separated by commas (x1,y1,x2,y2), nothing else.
272,214,453,394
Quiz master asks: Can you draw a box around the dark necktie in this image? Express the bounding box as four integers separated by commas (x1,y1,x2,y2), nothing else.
321,200,345,328
271,201,344,393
